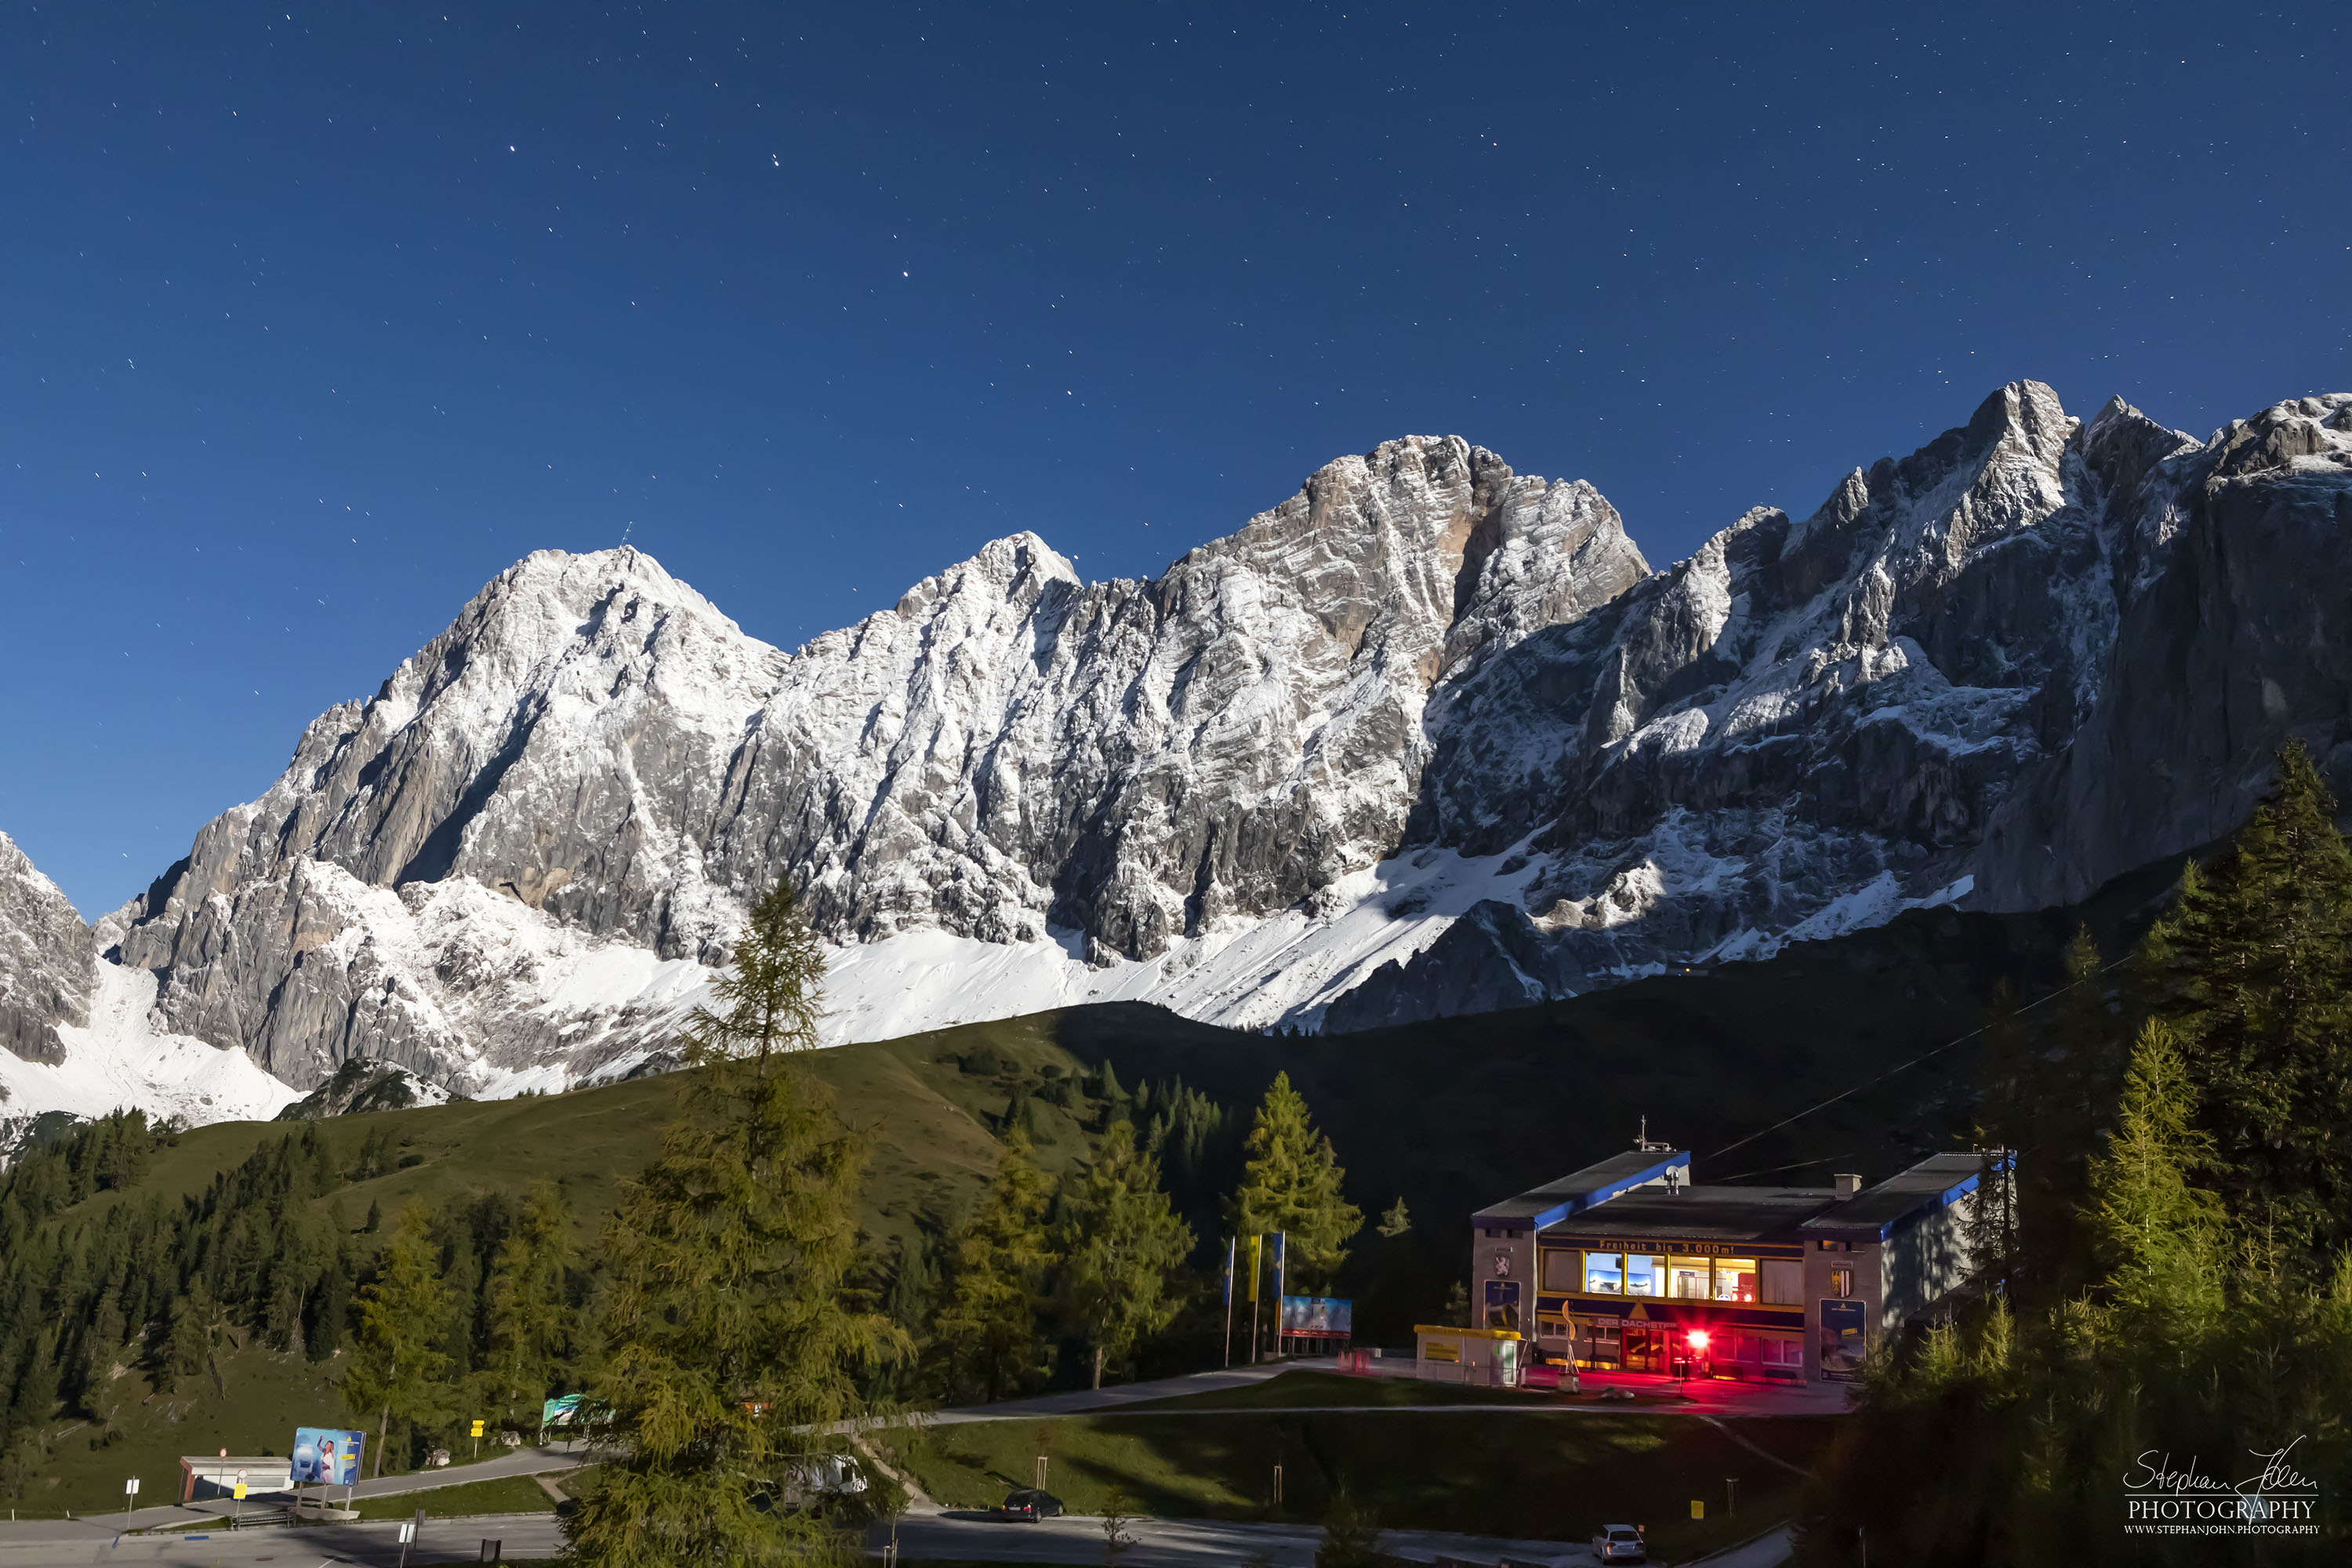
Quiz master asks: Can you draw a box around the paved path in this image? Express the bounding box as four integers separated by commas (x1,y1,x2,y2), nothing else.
930,1359,1851,1425
1679,1523,1795,1567
871,1507,1594,1566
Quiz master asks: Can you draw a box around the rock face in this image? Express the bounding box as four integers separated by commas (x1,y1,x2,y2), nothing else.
0,832,93,1066
9,383,2351,1102
109,437,1650,1088
1334,388,2352,1026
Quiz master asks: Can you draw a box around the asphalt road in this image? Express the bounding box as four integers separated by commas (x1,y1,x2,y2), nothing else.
869,1508,1595,1566
0,1513,560,1566
0,1508,1791,1567
52,1446,591,1537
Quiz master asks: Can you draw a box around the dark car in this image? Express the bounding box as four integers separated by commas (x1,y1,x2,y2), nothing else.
999,1489,1064,1522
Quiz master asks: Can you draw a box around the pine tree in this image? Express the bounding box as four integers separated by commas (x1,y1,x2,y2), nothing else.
565,876,903,1566
343,1203,452,1476
2140,741,2352,1263
1056,1121,1195,1389
1231,1072,1361,1289
482,1181,572,1425
934,1131,1055,1402
1376,1199,1411,1240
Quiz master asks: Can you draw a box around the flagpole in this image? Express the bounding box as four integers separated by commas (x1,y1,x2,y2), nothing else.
1276,1230,1288,1360
1222,1237,1236,1369
1248,1235,1263,1365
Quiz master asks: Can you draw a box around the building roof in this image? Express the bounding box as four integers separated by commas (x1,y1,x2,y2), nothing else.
1539,1185,1838,1246
1800,1151,2005,1243
1472,1149,1692,1229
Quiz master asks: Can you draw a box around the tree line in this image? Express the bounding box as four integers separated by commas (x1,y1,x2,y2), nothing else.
1804,742,2352,1564
0,877,1384,1561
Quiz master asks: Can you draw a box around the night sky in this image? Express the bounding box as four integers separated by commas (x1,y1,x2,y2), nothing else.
4,2,2347,916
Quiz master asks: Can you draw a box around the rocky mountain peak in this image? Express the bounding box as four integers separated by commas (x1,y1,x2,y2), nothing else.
0,831,92,1065
12,383,2352,1107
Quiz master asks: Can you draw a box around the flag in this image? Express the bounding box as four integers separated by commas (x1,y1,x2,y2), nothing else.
1221,1236,1235,1305
1247,1234,1263,1302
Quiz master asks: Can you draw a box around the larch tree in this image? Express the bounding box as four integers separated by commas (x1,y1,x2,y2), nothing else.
481,1179,573,1428
343,1203,452,1477
1231,1072,1361,1289
1056,1120,1195,1389
934,1131,1055,1402
2084,1019,2225,1344
565,877,906,1567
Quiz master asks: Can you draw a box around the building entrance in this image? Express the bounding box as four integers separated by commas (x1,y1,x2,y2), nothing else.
1622,1324,1669,1373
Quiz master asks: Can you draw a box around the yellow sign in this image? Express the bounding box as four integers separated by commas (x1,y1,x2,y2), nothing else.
1423,1340,1461,1363
470,1419,485,1437
231,1483,247,1501
1691,1500,1704,1519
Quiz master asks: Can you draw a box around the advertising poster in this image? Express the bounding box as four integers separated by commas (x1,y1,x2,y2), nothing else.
1483,1278,1523,1331
1819,1298,1868,1381
542,1393,586,1428
1279,1296,1352,1336
289,1428,365,1486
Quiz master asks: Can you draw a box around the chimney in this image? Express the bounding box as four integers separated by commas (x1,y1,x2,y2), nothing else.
1834,1172,1863,1199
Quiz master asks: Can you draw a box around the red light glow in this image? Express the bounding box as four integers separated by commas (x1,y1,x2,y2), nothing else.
1686,1330,1711,1351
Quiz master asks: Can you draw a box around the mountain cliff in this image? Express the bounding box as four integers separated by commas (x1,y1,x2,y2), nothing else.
6,383,2350,1109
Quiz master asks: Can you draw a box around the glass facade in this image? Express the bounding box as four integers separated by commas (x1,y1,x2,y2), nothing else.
1624,1253,1664,1296
1713,1257,1760,1302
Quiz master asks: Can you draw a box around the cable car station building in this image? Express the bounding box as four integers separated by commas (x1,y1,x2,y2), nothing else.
1465,1146,2002,1382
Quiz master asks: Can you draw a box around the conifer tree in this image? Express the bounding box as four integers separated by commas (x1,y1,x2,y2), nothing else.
565,877,903,1566
1057,1121,1195,1389
935,1131,1055,1402
2140,740,2352,1263
482,1181,572,1425
2084,1019,2224,1338
1231,1072,1361,1287
343,1203,452,1476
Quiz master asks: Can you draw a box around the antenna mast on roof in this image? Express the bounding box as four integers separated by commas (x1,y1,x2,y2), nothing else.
1634,1116,1673,1153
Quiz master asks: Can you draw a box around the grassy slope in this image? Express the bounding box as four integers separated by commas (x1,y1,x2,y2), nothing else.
882,1409,1835,1559
16,878,2168,1518
20,1029,1112,1512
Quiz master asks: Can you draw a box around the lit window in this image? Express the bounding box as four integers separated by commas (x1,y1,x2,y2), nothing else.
1668,1256,1711,1299
1584,1252,1624,1294
1623,1253,1664,1297
1713,1257,1759,1303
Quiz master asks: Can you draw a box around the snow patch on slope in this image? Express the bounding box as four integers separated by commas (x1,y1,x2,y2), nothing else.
817,838,1554,1041
12,964,301,1124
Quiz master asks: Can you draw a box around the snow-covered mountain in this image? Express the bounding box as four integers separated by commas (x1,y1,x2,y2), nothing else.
5,382,2351,1118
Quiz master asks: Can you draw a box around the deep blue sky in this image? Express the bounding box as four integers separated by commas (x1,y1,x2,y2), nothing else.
4,2,2347,916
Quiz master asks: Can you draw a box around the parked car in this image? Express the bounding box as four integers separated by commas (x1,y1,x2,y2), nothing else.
998,1488,1064,1521
1592,1523,1647,1563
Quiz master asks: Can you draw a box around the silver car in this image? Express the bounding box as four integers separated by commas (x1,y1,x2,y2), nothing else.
1592,1523,1647,1563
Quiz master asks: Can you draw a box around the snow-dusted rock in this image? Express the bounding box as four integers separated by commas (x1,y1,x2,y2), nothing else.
6,384,2350,1111
0,831,93,1066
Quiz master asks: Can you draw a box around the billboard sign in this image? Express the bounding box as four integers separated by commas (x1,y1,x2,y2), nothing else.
289,1428,365,1487
1818,1298,1868,1381
1279,1296,1352,1336
542,1393,586,1428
